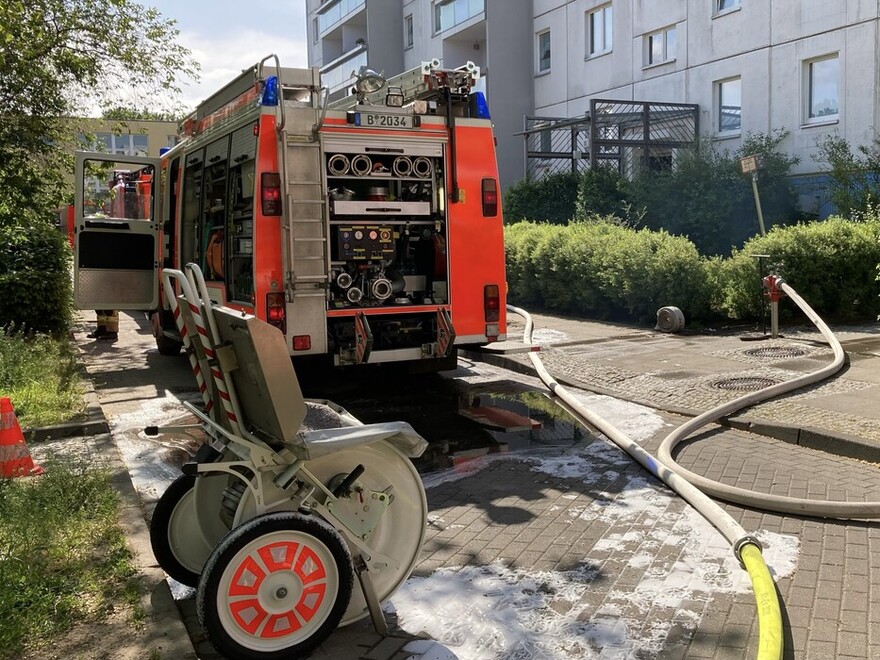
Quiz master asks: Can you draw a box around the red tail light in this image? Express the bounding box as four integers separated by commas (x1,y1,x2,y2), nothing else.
261,172,282,216
292,335,311,351
266,292,286,334
484,284,500,322
481,177,498,217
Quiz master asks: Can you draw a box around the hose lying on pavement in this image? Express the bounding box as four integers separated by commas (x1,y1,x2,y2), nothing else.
507,304,784,660
656,280,880,519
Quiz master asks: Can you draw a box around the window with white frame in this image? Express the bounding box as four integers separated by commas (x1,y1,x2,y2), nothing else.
587,4,612,57
645,26,676,66
313,17,319,42
717,0,741,12
404,14,413,49
717,77,742,133
806,54,839,121
537,30,551,73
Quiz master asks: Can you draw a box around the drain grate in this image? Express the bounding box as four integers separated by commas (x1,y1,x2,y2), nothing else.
743,347,806,359
712,376,780,391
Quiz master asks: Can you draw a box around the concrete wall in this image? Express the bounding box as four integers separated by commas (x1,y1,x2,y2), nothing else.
486,0,533,188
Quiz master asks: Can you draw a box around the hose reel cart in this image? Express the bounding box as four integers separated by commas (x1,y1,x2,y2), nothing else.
148,263,428,659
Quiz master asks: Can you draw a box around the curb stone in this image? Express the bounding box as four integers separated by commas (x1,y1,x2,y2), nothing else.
463,348,880,466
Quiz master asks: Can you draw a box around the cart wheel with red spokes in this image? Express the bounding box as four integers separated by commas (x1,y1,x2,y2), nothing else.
196,511,354,660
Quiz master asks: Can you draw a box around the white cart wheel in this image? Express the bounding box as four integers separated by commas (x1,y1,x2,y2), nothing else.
150,475,214,586
233,440,428,626
151,470,241,587
197,512,353,659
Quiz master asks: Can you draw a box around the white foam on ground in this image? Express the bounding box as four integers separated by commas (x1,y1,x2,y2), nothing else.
109,390,197,502
403,429,799,658
531,328,570,345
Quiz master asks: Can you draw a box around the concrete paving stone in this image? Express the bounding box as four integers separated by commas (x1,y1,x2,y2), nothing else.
786,585,814,608
843,559,870,581
807,616,839,642
685,632,721,658
806,639,838,659
813,597,845,620
839,608,868,631
837,630,869,657
841,589,869,612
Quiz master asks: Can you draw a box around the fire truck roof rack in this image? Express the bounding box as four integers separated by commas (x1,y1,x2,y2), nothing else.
328,59,480,112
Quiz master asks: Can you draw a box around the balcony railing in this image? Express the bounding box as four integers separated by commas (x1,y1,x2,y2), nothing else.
321,49,368,94
317,0,366,34
433,0,485,34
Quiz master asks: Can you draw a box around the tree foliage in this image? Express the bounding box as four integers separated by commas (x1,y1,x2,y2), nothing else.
629,130,800,256
0,0,197,227
814,134,880,216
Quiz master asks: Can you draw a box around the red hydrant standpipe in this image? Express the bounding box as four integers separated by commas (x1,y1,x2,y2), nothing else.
763,274,784,339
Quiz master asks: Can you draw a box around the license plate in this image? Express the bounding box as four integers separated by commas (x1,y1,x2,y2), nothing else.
362,113,413,129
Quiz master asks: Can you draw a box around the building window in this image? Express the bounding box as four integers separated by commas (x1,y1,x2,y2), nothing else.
433,0,485,34
717,0,741,11
717,77,742,133
587,4,613,57
806,54,839,121
646,26,676,66
313,17,318,42
537,30,551,73
404,14,413,49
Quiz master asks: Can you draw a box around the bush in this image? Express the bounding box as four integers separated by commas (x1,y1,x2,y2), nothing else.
0,220,72,335
814,134,880,216
714,214,880,321
629,130,799,256
505,219,711,323
574,166,630,220
503,171,580,224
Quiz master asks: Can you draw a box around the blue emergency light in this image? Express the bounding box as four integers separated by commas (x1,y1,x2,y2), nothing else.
261,76,279,106
470,91,491,119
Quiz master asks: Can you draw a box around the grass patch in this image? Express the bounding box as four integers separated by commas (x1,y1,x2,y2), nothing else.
0,454,138,659
0,328,85,428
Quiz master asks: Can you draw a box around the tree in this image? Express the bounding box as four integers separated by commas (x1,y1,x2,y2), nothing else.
814,134,880,216
0,0,198,228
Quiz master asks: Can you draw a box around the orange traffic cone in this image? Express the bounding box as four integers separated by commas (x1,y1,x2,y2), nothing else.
0,397,44,478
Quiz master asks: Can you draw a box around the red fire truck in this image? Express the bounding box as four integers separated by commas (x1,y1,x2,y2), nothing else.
73,55,507,369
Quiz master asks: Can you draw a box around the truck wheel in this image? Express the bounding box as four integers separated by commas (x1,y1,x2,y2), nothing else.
156,333,183,356
197,512,353,660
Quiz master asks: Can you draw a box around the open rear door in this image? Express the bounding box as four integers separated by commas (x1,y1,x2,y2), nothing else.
73,152,161,310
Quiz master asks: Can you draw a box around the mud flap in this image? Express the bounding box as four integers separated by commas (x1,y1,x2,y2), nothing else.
436,308,456,357
355,312,374,364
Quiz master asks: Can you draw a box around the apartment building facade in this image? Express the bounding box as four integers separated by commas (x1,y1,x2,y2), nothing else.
306,0,533,188
308,1,878,210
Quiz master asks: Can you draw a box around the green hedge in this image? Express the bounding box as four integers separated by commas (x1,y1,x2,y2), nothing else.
0,222,72,335
505,219,711,323
506,215,880,324
715,216,880,321
502,171,580,225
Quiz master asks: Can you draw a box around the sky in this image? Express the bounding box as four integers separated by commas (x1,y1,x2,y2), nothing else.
144,0,309,111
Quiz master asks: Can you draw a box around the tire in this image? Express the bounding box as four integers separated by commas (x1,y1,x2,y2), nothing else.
197,512,354,660
150,475,215,587
156,333,183,356
151,310,183,355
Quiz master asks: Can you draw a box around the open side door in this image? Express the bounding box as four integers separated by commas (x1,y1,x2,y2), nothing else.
73,152,161,310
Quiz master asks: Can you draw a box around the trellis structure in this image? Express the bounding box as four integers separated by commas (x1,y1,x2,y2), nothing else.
522,99,699,180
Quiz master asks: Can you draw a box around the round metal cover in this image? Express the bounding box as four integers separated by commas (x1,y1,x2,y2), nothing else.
712,376,780,391
743,347,806,359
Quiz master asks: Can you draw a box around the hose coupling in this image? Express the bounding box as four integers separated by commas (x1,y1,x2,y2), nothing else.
733,534,763,567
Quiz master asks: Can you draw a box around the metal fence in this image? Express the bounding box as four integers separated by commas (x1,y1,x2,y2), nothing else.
522,100,699,181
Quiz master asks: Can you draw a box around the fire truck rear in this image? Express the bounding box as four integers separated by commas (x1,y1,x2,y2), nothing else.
72,55,507,369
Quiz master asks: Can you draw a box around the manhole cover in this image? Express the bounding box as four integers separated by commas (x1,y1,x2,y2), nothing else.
712,377,780,391
743,347,806,359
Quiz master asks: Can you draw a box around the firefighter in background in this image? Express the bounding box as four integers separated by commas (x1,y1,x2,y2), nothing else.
88,174,128,341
